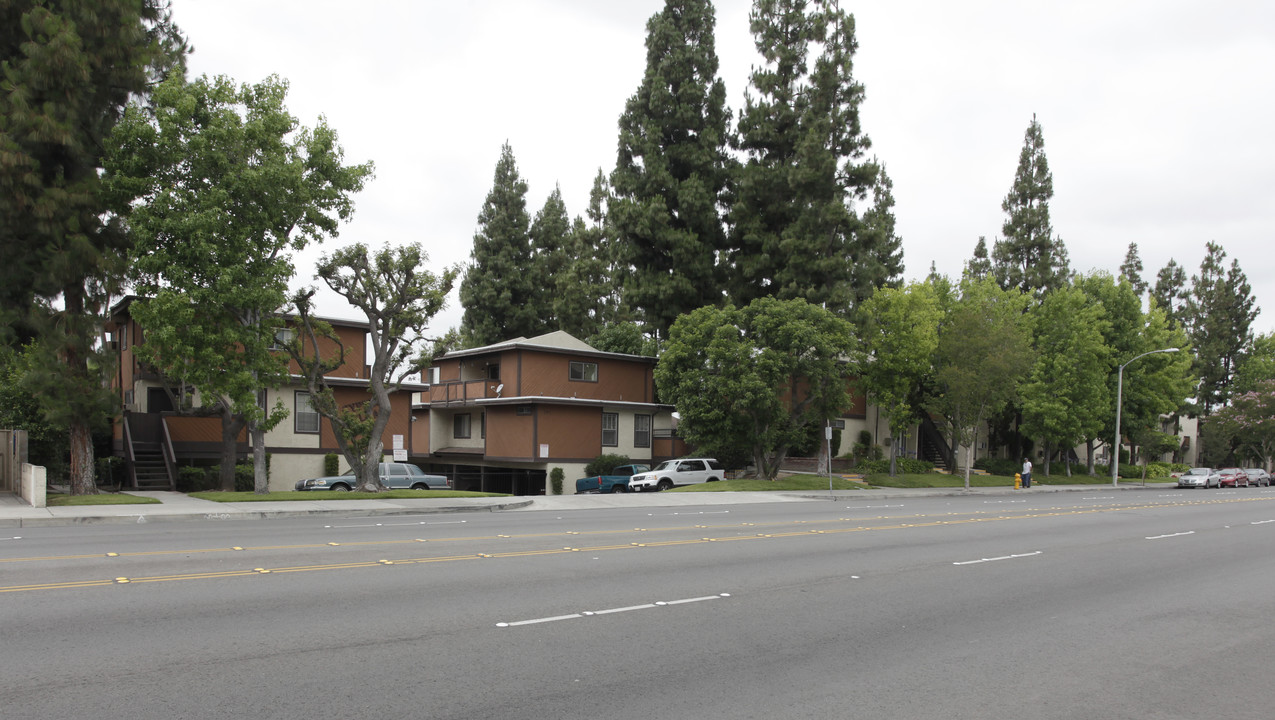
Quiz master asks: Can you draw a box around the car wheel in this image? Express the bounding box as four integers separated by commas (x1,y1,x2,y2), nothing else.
611,484,627,494
410,483,429,490
707,477,721,482
657,479,674,491
331,484,351,492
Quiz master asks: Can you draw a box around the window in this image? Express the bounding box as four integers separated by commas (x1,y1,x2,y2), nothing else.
454,413,472,439
270,328,296,351
516,405,532,416
425,367,440,385
257,389,268,412
634,414,651,448
486,364,500,380
602,412,619,447
480,411,486,439
569,361,598,382
295,392,319,434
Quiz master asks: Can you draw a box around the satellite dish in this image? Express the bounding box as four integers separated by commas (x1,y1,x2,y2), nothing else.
495,383,504,397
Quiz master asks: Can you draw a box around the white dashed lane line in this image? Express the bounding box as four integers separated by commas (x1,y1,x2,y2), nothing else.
497,593,732,628
1146,531,1195,540
953,551,1042,566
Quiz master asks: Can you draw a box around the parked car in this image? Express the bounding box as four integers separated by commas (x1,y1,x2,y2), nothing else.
628,458,725,492
1176,467,1216,489
1216,468,1249,488
295,462,451,491
576,464,650,494
1243,468,1272,487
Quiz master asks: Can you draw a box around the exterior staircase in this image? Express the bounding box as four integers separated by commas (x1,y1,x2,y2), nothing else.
919,417,951,472
130,441,173,490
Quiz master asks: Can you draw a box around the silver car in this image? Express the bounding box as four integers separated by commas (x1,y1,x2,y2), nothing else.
1176,467,1216,489
1243,468,1272,487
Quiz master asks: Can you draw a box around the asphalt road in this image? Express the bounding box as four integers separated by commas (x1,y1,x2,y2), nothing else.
3,488,1274,719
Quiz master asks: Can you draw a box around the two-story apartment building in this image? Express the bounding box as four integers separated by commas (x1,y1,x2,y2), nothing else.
105,297,424,492
409,331,684,494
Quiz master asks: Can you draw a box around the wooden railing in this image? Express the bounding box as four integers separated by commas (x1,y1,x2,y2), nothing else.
160,417,177,491
122,413,138,490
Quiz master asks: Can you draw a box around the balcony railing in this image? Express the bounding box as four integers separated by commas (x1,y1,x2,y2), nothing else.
429,379,500,405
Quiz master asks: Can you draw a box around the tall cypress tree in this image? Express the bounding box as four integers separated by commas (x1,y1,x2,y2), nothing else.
1151,259,1188,330
730,0,876,314
460,142,536,346
992,114,1070,298
555,170,619,340
965,237,992,280
529,185,572,333
1119,242,1148,296
1186,242,1258,415
610,0,733,340
0,0,186,494
854,161,904,301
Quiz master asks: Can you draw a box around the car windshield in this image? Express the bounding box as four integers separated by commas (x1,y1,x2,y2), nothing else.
1187,468,1210,475
652,461,675,472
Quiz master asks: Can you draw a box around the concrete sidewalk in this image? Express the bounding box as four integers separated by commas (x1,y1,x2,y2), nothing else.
0,482,1170,528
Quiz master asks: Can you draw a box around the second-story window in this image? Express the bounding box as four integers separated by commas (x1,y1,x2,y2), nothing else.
602,412,618,447
569,360,598,382
270,328,295,351
454,413,472,439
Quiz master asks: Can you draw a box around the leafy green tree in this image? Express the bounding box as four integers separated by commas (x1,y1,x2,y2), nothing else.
0,344,67,477
1207,380,1275,469
992,114,1070,298
929,277,1034,488
107,73,373,492
1119,242,1148,296
460,142,535,346
1151,259,1189,329
1,0,186,494
610,0,734,340
586,324,658,357
1020,285,1111,476
1234,333,1275,395
1185,241,1258,416
857,282,941,475
554,170,619,339
730,0,876,314
291,244,457,492
655,297,855,480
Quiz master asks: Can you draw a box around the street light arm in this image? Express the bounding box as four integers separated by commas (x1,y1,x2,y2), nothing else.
1112,347,1181,487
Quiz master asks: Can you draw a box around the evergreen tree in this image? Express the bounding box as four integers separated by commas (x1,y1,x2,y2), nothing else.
610,0,733,340
965,236,992,280
529,185,572,332
992,114,1069,298
730,0,876,314
460,142,536,346
1185,242,1258,415
1151,259,1189,329
555,170,620,339
0,0,186,494
1119,242,1148,296
854,161,905,301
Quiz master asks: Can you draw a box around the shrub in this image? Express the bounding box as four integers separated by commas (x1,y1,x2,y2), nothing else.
549,467,564,495
585,454,632,477
96,456,126,488
324,452,340,477
235,463,254,492
974,457,1020,477
860,457,935,475
176,465,215,493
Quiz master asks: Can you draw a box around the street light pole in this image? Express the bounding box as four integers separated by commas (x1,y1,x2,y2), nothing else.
1112,347,1180,487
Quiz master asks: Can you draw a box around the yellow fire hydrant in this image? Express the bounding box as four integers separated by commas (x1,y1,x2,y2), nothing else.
1014,472,1022,490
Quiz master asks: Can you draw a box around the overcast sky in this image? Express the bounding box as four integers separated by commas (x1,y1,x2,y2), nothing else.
169,0,1275,339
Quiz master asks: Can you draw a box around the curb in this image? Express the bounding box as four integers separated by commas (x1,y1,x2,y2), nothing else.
0,499,536,529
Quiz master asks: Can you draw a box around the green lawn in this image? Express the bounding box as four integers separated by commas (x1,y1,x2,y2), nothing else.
190,489,510,502
47,493,162,507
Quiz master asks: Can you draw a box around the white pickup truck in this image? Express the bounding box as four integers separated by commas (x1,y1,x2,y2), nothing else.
628,458,725,492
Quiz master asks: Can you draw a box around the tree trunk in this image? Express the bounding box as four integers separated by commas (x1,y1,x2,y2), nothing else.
964,443,974,490
68,420,98,495
1043,440,1052,476
1085,439,1095,476
250,424,268,493
219,407,245,492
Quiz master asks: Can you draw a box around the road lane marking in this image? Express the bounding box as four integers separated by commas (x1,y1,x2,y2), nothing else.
1146,531,1195,539
846,505,904,509
953,553,1040,563
497,594,730,628
324,520,468,528
1252,520,1275,525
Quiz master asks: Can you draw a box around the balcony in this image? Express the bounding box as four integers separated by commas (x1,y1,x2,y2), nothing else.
428,379,500,406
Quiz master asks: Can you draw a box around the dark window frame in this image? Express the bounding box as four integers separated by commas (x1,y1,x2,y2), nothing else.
454,413,472,439
634,414,651,448
569,360,599,383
